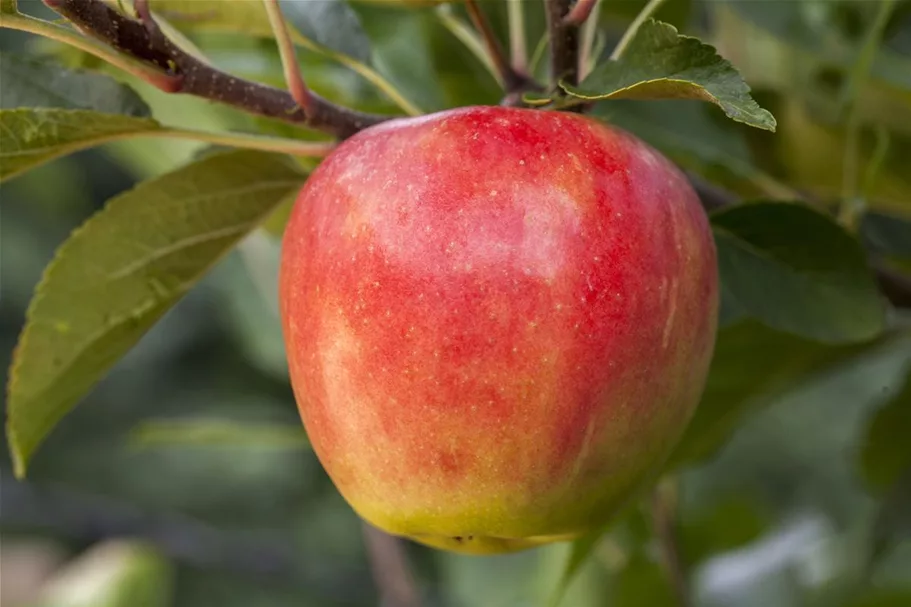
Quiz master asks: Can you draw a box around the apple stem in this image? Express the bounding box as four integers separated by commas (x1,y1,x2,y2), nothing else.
651,477,691,607
545,0,580,89
361,523,422,607
38,0,391,140
464,0,536,95
261,0,313,114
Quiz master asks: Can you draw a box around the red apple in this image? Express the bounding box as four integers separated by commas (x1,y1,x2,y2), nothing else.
279,106,718,554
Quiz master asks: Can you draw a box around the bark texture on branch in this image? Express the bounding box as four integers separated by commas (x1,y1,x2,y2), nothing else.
43,0,390,139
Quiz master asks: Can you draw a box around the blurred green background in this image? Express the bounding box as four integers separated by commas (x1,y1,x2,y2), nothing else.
2,1,911,606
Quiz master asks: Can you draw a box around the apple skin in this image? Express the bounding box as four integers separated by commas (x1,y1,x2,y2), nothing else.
279,106,718,554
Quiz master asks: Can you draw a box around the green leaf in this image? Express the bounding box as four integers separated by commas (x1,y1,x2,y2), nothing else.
678,496,769,565
0,109,161,182
711,202,886,344
279,0,371,64
129,418,309,450
870,468,911,566
845,590,911,607
562,19,776,131
610,553,675,606
35,541,173,607
548,532,604,607
859,371,911,492
596,99,752,169
351,4,446,112
0,53,150,115
669,320,880,467
5,150,307,478
861,211,911,261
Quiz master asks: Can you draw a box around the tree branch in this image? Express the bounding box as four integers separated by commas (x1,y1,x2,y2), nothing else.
545,0,580,89
41,0,390,139
361,523,422,607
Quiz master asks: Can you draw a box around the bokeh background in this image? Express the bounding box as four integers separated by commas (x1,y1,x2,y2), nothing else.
2,1,911,606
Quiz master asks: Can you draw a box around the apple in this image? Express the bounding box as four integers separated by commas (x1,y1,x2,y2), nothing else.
279,105,718,554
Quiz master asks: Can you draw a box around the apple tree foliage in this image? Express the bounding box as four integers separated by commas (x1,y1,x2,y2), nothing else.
1,0,910,605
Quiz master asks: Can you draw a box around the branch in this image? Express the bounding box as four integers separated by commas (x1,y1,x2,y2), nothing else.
545,0,580,88
41,0,389,139
465,0,531,94
686,171,911,310
361,523,422,607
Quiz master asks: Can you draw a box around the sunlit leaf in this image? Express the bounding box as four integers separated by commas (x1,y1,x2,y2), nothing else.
712,202,886,344
35,541,173,607
0,53,150,115
562,20,776,131
5,150,307,478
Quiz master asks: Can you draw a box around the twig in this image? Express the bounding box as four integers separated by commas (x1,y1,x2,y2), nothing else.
545,0,580,88
563,0,599,26
610,0,668,60
361,523,422,607
261,0,311,112
651,478,691,607
507,0,527,72
40,0,389,139
464,0,535,94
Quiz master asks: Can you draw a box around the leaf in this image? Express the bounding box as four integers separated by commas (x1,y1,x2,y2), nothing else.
711,202,886,344
562,19,776,131
859,371,911,492
678,496,769,565
0,53,150,116
129,418,309,450
36,541,173,607
548,532,604,607
845,590,911,607
861,211,911,261
6,150,307,478
279,0,371,64
350,4,446,112
0,109,161,182
596,99,752,169
669,320,880,467
870,468,911,566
